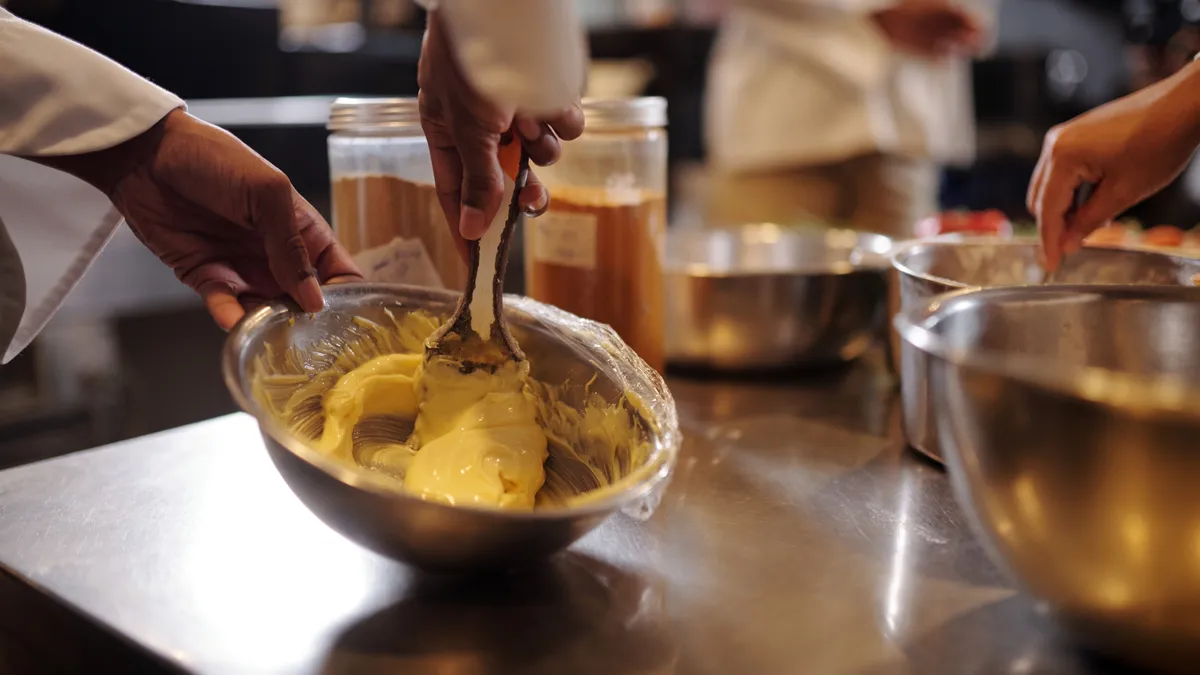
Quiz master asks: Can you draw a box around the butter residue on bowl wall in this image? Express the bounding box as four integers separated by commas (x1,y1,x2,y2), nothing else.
250,308,652,511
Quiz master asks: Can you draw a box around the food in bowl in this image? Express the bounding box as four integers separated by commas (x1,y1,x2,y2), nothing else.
250,308,654,511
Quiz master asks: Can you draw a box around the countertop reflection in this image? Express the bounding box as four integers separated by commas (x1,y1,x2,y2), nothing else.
0,353,1140,674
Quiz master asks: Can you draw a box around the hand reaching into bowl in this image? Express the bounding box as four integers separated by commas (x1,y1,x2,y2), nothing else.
1028,59,1200,271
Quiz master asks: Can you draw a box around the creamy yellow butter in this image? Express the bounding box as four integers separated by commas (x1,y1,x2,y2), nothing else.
404,357,547,509
253,309,650,512
312,353,422,460
296,346,548,510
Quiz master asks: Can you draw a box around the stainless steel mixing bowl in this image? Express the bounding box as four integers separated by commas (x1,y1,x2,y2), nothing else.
222,283,680,572
897,284,1200,671
664,224,893,370
890,239,1200,463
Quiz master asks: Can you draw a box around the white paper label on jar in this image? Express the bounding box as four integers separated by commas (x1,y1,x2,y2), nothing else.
528,211,598,269
352,237,446,289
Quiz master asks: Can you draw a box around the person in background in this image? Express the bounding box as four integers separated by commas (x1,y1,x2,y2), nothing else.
1028,53,1200,271
412,0,587,249
0,9,360,364
703,0,994,237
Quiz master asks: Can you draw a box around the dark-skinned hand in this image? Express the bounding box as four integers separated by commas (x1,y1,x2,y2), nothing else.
417,9,585,253
35,108,361,329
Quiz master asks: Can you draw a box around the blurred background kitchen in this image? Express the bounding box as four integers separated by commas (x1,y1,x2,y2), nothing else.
0,0,1194,465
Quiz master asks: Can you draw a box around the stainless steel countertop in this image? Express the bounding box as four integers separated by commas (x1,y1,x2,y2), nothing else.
0,356,1127,674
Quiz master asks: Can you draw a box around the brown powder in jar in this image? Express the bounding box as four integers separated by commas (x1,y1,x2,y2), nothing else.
524,185,666,372
331,174,468,291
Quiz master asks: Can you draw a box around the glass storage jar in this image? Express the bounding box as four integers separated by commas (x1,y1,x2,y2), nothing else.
524,97,668,372
327,97,468,291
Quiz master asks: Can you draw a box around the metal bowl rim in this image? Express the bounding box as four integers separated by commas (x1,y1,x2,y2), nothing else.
894,284,1200,419
221,282,682,522
665,224,894,277
663,264,889,280
889,236,1010,290
889,238,1200,291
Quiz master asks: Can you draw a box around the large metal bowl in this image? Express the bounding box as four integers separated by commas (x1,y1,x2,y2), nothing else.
664,224,893,370
897,284,1200,671
891,239,1200,463
222,283,680,572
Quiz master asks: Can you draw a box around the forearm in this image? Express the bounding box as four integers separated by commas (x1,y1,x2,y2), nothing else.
0,10,182,158
416,0,587,114
1158,58,1200,150
30,111,172,198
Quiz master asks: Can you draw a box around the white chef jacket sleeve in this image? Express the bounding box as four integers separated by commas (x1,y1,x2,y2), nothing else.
0,10,183,363
718,0,997,99
415,0,586,115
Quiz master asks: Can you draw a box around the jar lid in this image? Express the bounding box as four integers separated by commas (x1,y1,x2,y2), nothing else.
327,97,420,132
582,97,667,130
329,96,667,131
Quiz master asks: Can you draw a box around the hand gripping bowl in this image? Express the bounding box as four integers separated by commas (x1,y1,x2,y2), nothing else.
896,284,1200,672
890,239,1200,464
222,284,680,572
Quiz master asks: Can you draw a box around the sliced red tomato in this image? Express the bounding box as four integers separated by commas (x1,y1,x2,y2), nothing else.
914,210,1012,238
1142,225,1185,248
972,209,1011,233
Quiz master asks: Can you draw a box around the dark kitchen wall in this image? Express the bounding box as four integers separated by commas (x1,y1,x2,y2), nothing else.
11,0,285,98
9,0,423,219
7,0,422,100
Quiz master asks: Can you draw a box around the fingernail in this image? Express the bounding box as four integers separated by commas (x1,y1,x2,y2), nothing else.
214,306,244,332
522,190,550,218
460,206,488,240
297,276,325,313
516,118,542,142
